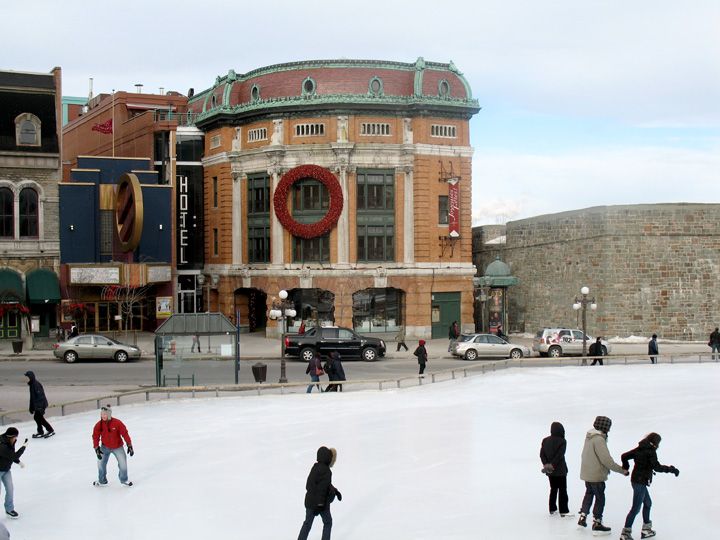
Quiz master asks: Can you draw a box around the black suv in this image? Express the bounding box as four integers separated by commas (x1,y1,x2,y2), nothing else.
283,326,386,362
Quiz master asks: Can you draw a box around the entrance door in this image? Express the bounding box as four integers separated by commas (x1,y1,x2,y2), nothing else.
430,292,461,339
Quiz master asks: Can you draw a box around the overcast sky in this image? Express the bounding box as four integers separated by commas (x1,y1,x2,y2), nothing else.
3,0,718,225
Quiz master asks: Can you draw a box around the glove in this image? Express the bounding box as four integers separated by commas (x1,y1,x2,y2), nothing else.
542,463,555,475
335,490,342,502
18,461,25,469
670,466,679,477
623,469,630,476
127,445,134,457
95,447,103,460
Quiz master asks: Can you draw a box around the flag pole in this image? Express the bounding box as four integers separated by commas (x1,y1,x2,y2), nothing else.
111,89,115,157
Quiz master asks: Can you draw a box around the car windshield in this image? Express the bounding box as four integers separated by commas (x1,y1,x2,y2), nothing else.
458,334,475,342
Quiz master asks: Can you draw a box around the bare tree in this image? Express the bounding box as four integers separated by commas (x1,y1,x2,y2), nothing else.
101,284,150,335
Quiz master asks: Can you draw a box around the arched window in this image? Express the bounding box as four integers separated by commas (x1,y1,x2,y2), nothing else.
19,188,38,238
0,188,13,238
15,113,41,146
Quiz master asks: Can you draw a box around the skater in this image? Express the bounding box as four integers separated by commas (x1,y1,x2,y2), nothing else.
619,433,679,540
577,416,629,535
648,334,658,364
448,321,460,352
396,327,408,352
190,334,201,353
92,405,134,487
414,339,428,375
24,371,54,439
305,355,324,393
324,351,345,392
0,427,27,519
709,327,720,361
589,337,605,366
540,421,571,517
297,446,342,540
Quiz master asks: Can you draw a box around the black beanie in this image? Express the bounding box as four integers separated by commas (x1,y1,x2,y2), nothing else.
3,427,19,437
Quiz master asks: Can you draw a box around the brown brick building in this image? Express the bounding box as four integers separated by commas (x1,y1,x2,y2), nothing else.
189,58,480,338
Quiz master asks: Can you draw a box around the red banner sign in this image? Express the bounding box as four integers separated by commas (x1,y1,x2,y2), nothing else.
92,118,113,134
447,177,460,237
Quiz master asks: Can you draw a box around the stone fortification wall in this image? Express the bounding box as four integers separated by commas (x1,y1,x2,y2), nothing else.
502,204,720,340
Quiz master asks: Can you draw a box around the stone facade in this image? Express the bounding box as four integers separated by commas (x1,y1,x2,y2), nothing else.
473,204,720,340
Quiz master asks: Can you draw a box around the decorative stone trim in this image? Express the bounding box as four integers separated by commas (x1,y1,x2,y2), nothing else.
301,76,317,96
368,76,384,97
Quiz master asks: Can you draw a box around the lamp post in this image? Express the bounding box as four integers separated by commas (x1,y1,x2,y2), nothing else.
268,289,296,384
573,286,597,364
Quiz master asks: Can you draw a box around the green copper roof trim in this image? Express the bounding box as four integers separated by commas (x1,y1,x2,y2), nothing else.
223,80,235,107
413,57,425,97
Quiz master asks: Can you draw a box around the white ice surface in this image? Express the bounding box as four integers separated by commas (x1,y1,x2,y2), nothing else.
1,364,717,539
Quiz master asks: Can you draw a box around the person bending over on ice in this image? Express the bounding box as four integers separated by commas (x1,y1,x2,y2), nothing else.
297,446,342,540
619,433,679,540
92,404,134,487
577,415,628,535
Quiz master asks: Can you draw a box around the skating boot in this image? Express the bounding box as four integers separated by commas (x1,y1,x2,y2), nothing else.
592,519,611,536
640,522,655,539
620,527,634,540
578,513,587,528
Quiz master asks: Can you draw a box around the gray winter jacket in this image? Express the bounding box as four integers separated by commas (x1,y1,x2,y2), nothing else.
579,428,626,482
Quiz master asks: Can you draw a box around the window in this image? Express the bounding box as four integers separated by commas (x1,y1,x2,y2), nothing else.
438,79,451,98
213,228,219,256
0,188,13,238
19,188,38,238
210,135,221,149
487,335,504,344
352,288,403,333
247,174,270,263
99,210,113,257
438,195,449,224
368,76,384,97
302,77,317,96
291,178,330,263
294,123,325,137
247,128,267,142
250,85,261,102
212,177,218,207
360,123,391,136
356,170,395,262
15,113,41,147
431,124,457,138
293,236,330,263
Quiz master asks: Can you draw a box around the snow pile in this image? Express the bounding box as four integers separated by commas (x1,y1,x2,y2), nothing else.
2,364,716,539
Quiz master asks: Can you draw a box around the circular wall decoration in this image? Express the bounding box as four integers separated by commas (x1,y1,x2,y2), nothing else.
273,165,343,239
115,173,144,252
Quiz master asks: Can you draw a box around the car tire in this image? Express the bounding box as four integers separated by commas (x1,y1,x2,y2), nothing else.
115,350,129,363
548,346,562,358
64,350,78,363
601,345,608,356
361,347,378,362
300,347,316,362
510,348,523,359
464,349,478,361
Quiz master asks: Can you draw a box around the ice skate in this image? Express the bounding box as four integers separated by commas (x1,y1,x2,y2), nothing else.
578,513,587,528
32,432,45,438
620,527,634,540
592,519,611,536
5,510,18,519
121,481,133,487
560,512,574,518
42,431,55,438
93,481,108,487
640,522,655,539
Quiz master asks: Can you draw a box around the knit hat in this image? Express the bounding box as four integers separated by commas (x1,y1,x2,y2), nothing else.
101,404,112,419
645,432,662,447
593,416,612,434
3,427,19,437
419,339,426,345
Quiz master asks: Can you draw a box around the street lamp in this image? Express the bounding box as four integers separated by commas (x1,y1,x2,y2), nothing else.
268,289,296,384
573,286,597,364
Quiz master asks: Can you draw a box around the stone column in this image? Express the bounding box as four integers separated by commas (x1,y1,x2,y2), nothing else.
335,164,351,268
269,167,284,268
231,171,244,265
403,165,415,264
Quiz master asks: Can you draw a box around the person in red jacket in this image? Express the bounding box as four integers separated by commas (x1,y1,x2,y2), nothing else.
92,404,134,487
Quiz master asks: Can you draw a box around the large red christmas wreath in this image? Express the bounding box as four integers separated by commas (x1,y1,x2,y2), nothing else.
273,164,344,239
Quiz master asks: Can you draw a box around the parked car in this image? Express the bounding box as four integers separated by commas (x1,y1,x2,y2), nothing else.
283,326,386,362
53,335,141,363
451,333,531,360
532,328,611,358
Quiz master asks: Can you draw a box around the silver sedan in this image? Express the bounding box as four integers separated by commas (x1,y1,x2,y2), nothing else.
451,333,532,360
53,335,141,363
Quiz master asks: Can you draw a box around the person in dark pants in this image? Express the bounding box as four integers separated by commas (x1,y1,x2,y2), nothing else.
69,323,79,338
324,351,346,392
540,421,571,517
413,339,428,375
396,327,409,351
297,446,342,540
619,432,679,540
24,371,54,439
709,327,720,361
448,321,460,352
589,337,605,366
648,334,659,364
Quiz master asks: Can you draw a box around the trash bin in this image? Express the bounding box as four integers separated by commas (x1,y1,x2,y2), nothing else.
251,362,267,383
11,340,23,354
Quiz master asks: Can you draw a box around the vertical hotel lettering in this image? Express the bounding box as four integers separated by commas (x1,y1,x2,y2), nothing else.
178,175,188,264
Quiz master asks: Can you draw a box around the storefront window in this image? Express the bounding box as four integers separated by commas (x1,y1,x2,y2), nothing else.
352,288,403,333
287,288,335,328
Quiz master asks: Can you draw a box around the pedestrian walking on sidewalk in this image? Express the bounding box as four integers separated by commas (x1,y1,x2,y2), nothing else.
540,421,571,517
589,338,605,366
305,356,324,393
0,427,27,519
190,334,202,353
396,327,408,352
414,339,428,375
448,321,460,352
297,446,342,540
24,371,54,439
324,352,345,392
648,334,659,364
709,327,720,361
92,405,134,487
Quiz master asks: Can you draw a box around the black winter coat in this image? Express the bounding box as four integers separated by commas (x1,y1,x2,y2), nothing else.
621,439,674,486
26,371,48,413
648,339,659,355
413,344,427,364
0,434,26,472
324,354,346,381
304,447,339,511
540,422,568,476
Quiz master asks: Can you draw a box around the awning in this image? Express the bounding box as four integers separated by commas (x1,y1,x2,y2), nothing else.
26,268,61,303
155,312,236,335
0,268,24,302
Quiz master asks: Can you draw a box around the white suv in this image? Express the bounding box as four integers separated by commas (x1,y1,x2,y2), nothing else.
533,328,611,358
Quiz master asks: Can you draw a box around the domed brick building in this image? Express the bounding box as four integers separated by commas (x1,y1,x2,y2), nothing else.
188,58,480,339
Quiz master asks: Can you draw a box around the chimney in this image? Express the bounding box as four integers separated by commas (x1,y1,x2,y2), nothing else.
135,83,143,93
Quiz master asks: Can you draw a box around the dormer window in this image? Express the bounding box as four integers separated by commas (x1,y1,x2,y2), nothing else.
15,113,41,147
302,77,317,96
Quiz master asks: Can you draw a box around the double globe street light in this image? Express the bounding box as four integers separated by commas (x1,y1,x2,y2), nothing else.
268,290,296,384
573,286,597,364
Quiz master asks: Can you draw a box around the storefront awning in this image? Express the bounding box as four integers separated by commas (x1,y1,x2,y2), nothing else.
0,268,24,302
26,268,61,303
155,312,236,335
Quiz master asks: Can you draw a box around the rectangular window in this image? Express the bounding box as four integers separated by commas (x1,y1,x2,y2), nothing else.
438,195,449,225
210,135,221,149
247,128,268,142
294,123,325,137
360,123,391,136
430,124,457,138
247,174,270,263
213,228,219,256
293,236,330,263
356,169,395,262
99,210,114,257
212,177,218,208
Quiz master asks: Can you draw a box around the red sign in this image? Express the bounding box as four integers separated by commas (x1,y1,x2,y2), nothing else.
447,177,460,237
